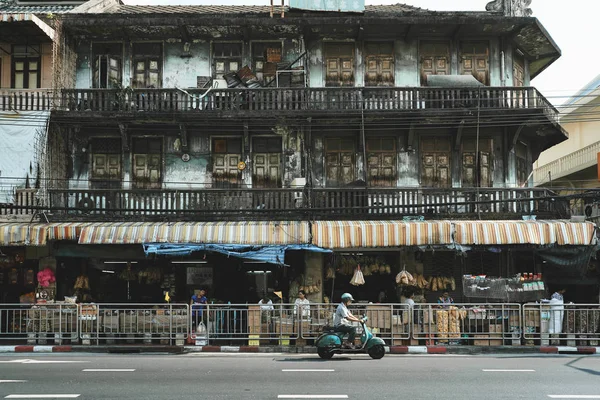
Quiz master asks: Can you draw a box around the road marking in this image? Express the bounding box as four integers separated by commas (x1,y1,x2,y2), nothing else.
82,369,135,372
277,396,348,399
0,360,87,365
5,395,80,399
482,369,535,372
0,381,27,383
548,396,600,399
281,369,335,372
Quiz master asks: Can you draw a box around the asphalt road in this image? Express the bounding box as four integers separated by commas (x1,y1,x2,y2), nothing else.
0,352,599,399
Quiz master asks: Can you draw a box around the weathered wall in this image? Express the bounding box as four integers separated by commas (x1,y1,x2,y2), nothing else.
163,41,210,88
75,41,91,89
395,39,418,87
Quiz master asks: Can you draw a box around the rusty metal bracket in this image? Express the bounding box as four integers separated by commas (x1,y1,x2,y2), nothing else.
119,123,129,151
179,123,188,151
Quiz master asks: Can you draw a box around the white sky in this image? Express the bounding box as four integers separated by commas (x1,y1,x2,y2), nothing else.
123,0,599,105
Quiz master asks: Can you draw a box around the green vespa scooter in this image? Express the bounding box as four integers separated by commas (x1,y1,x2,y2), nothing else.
315,316,386,359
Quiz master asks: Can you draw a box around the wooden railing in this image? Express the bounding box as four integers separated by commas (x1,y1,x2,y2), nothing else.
0,89,54,112
0,87,557,118
55,86,558,118
7,186,566,221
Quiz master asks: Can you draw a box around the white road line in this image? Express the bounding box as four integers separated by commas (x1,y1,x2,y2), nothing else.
5,395,80,399
277,396,348,399
482,369,536,372
548,396,600,399
0,381,27,383
82,369,135,372
281,369,335,372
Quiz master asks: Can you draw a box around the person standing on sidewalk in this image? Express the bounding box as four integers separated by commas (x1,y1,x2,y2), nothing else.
191,289,208,328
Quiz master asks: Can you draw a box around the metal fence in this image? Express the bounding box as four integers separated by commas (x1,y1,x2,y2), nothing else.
194,303,300,344
79,304,189,345
0,304,78,343
413,303,522,345
1,302,599,346
523,303,600,346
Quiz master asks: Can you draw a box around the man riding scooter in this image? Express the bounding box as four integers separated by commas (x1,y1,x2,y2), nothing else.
334,293,363,349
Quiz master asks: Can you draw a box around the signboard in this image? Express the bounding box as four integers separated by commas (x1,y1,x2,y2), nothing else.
289,0,365,13
186,266,213,286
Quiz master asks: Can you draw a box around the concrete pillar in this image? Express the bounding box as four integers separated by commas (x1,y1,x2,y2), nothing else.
304,252,324,303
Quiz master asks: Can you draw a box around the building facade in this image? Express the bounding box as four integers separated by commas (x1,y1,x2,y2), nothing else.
1,0,598,305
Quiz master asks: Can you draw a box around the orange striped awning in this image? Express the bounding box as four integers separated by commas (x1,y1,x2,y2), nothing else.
311,221,453,249
454,220,597,246
0,223,48,246
77,221,311,245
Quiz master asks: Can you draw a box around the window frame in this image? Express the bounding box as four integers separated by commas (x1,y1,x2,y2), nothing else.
212,41,244,80
131,42,163,89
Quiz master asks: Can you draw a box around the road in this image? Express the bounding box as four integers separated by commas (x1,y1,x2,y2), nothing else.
0,352,598,399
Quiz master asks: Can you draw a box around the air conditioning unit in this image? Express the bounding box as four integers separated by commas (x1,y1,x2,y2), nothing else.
584,203,600,219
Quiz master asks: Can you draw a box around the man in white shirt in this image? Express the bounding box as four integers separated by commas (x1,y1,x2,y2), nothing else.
334,292,362,349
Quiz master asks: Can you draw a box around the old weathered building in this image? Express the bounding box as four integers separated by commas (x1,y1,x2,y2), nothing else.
1,0,597,304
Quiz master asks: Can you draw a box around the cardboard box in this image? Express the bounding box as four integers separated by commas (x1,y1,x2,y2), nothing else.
474,334,490,346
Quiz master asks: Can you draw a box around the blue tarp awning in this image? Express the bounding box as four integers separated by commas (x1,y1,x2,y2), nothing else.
143,243,331,265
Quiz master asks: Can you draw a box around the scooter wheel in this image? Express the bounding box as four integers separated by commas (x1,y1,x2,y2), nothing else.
368,344,385,359
317,348,334,359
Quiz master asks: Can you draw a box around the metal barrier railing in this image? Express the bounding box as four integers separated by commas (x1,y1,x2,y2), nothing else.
79,303,189,345
1,302,599,346
0,303,78,343
194,303,300,344
523,303,600,346
413,303,522,345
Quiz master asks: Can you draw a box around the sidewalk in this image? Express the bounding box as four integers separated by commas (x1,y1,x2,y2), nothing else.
1,344,599,355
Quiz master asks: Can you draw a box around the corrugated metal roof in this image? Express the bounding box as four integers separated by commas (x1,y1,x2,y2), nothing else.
0,4,78,14
86,3,425,15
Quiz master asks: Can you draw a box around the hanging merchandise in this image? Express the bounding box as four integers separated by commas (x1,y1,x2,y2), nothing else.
36,268,56,288
119,262,137,281
350,265,365,286
325,267,335,280
395,267,413,285
74,275,90,290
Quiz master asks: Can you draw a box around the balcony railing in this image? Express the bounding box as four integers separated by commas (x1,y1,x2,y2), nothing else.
1,87,557,119
0,187,567,221
0,89,54,112
534,140,600,185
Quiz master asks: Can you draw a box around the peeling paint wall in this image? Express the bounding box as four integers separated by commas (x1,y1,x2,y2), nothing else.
75,41,91,89
395,40,418,87
163,41,210,88
307,41,324,88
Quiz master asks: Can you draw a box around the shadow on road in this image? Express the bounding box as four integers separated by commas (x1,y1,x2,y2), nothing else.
566,356,600,376
275,357,355,362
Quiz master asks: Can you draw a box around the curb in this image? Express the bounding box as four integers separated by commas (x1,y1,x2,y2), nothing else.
0,346,73,353
539,346,599,354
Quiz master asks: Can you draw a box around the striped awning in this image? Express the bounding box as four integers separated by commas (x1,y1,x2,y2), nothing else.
0,223,48,246
454,220,597,246
46,223,91,242
311,221,453,249
77,221,311,245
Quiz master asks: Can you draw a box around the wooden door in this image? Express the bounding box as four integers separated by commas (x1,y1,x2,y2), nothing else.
252,137,282,188
132,138,162,189
420,42,450,86
325,43,354,87
460,42,489,85
132,153,162,189
133,58,161,88
325,138,355,187
365,42,394,87
92,154,121,189
513,55,525,87
367,137,396,187
421,138,451,188
212,138,242,188
462,139,493,188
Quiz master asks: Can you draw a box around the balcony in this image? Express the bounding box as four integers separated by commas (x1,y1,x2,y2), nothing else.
0,187,567,222
534,141,600,185
1,87,558,120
